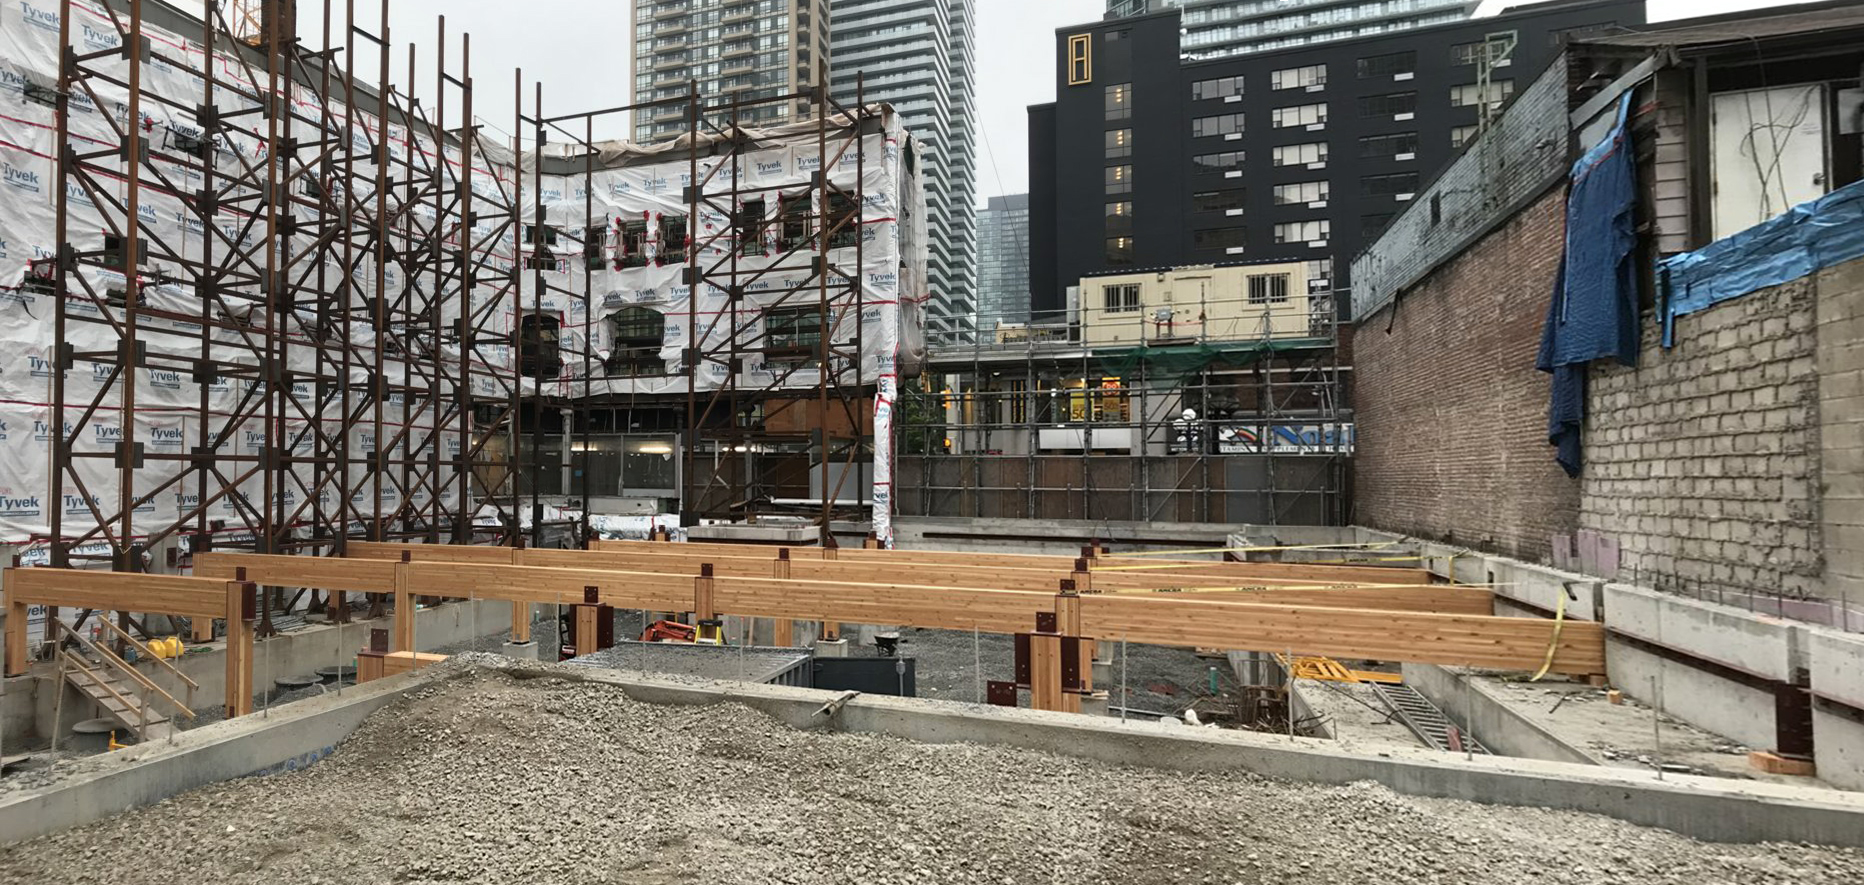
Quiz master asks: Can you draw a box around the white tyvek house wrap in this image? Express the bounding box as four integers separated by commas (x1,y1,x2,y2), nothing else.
0,0,924,545
0,0,519,542
516,113,927,546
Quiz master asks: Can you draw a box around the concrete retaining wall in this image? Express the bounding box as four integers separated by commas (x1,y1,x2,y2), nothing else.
1402,663,1598,766
1811,630,1864,790
0,675,417,846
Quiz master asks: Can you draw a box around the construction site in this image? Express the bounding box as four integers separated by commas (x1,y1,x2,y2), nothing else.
1,0,1863,881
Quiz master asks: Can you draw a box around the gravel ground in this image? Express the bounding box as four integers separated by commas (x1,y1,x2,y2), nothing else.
0,657,1857,885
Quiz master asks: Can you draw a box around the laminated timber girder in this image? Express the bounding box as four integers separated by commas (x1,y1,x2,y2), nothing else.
189,546,1606,676
3,568,258,716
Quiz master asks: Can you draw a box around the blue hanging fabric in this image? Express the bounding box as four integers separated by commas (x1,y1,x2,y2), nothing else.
1537,92,1641,477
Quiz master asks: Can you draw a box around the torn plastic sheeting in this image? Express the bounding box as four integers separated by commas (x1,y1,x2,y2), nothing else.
1662,177,1864,346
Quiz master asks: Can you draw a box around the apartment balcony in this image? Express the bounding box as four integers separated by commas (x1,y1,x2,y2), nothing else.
722,6,755,23
721,56,757,74
650,3,686,21
720,41,756,59
652,54,690,71
656,19,690,36
650,104,689,123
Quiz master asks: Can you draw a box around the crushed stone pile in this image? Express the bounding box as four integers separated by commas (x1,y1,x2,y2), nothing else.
1,659,1859,885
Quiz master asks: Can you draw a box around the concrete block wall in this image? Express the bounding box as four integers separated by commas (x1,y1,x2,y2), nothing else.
1584,276,1823,600
1352,185,1579,562
1818,259,1864,602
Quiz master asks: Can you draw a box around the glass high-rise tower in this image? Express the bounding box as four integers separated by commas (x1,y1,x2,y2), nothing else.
1106,0,1474,60
631,0,832,144
830,0,978,345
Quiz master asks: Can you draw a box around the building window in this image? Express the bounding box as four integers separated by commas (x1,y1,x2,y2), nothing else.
1067,34,1091,84
1193,151,1245,173
1273,220,1329,244
1192,189,1246,212
1357,50,1415,79
1192,227,1245,253
1103,283,1141,313
1451,124,1481,148
1105,83,1131,120
1361,172,1419,197
1106,236,1135,265
1449,80,1514,110
1359,132,1417,158
1191,75,1243,101
1192,113,1244,138
1105,164,1132,195
1105,201,1133,236
1362,213,1394,236
1247,273,1290,304
764,305,825,368
1270,64,1326,91
1272,180,1329,205
736,197,767,256
1271,142,1327,166
1105,128,1132,159
1452,31,1517,67
1270,102,1326,129
1357,91,1416,118
604,307,667,376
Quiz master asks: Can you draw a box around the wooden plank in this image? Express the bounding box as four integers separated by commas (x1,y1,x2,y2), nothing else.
223,581,253,717
382,651,448,678
1078,595,1604,675
195,553,396,594
591,538,826,559
574,607,600,657
347,541,518,564
4,568,228,619
401,562,694,610
4,568,24,675
1029,634,1062,712
356,651,387,684
511,601,531,643
393,565,415,653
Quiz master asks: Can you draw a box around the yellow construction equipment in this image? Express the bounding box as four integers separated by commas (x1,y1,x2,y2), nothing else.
1276,654,1402,684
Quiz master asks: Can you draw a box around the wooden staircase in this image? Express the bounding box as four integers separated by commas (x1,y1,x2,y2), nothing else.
50,617,198,744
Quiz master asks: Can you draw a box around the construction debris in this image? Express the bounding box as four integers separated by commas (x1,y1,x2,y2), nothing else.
1,660,1859,884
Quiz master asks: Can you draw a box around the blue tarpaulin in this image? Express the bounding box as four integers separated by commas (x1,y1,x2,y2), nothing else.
1538,93,1641,477
1661,176,1864,346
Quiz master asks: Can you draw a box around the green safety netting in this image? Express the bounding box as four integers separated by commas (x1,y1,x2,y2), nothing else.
1094,338,1329,384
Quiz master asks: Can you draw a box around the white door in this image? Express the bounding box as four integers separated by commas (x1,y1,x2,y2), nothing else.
1711,84,1829,240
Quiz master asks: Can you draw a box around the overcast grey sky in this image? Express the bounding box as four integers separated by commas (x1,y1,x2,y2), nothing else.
287,0,1803,207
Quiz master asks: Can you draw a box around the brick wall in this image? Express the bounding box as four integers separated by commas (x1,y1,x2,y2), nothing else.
1353,186,1579,559
1584,274,1823,597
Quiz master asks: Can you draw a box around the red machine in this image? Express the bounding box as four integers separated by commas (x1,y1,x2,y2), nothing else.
640,620,696,643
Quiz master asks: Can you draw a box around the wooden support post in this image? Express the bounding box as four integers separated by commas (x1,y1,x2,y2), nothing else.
223,581,255,718
693,564,715,621
772,550,794,645
1071,559,1093,594
1029,633,1064,712
511,601,531,643
863,533,881,550
191,615,214,643
1054,591,1090,692
392,560,415,653
574,605,600,657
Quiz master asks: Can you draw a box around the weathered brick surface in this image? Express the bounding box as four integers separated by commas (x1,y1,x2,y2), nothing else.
1584,276,1823,597
1353,186,1579,560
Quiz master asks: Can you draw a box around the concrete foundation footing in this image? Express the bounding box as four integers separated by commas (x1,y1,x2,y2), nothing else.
814,639,849,658
501,641,538,661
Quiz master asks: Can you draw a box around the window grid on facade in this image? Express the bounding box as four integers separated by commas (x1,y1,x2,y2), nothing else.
1272,142,1328,166
1193,227,1245,252
1449,80,1515,109
1359,132,1418,158
1191,75,1243,100
1105,201,1133,236
1451,124,1481,148
1357,50,1415,79
1357,91,1417,117
1105,83,1131,120
1106,236,1135,265
1272,180,1329,205
1192,113,1245,138
1105,128,1132,159
1270,102,1327,128
1273,220,1330,244
1270,64,1327,90
1362,171,1419,196
1193,151,1246,173
1106,164,1132,195
1247,273,1290,304
1452,31,1518,66
1103,283,1141,313
1192,189,1247,212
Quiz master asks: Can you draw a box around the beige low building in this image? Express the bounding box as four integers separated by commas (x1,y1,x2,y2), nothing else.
1077,260,1327,347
